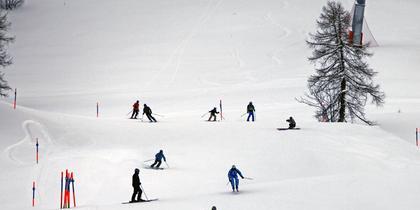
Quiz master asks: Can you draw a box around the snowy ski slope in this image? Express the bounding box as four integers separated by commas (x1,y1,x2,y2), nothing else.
1,0,420,209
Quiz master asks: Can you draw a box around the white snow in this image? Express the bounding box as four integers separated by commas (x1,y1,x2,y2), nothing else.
1,0,420,209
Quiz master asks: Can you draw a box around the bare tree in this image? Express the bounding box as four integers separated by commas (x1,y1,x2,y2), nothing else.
298,1,384,125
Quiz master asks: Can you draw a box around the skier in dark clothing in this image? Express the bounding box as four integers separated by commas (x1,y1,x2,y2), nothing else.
143,104,157,122
286,116,296,129
150,150,166,168
208,107,219,121
246,102,255,122
130,100,140,119
227,165,244,192
131,168,144,202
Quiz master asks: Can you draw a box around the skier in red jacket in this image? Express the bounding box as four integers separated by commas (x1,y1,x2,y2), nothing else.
130,100,140,119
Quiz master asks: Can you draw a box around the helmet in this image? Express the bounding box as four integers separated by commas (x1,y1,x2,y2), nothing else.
159,150,163,153
144,104,147,106
135,168,139,173
136,100,139,103
232,165,236,168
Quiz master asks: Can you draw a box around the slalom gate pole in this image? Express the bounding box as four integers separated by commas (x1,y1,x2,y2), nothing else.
71,172,76,208
96,102,99,118
32,181,35,207
60,172,63,209
220,99,223,121
65,170,69,208
13,88,17,109
140,185,149,201
36,138,39,164
416,128,419,147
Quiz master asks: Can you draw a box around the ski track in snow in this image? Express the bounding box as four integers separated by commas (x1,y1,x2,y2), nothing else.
147,0,224,88
3,120,54,205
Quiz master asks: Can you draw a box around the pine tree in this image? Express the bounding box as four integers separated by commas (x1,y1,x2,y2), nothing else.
298,1,384,125
0,10,13,97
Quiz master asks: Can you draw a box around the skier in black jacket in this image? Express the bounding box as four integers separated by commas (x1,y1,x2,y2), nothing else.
208,107,219,121
143,104,157,122
131,168,144,202
246,102,255,122
286,116,296,129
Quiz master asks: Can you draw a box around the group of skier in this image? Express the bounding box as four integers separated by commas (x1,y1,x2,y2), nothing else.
130,162,247,202
130,101,157,122
127,100,296,202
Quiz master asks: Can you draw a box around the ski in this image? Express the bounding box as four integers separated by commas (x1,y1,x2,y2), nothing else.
122,199,158,204
277,128,301,130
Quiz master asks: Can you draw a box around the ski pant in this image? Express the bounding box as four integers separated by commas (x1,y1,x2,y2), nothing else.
131,186,142,201
151,160,162,168
247,112,254,121
146,114,157,122
208,113,217,121
131,110,139,119
229,177,239,191
289,123,296,129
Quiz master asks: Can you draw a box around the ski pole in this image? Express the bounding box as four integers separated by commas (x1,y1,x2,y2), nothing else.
244,177,254,180
165,161,170,168
126,110,133,116
143,159,154,163
240,113,247,117
140,185,149,201
153,113,165,117
201,112,209,118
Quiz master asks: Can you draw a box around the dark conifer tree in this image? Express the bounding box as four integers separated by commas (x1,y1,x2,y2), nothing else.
0,10,13,97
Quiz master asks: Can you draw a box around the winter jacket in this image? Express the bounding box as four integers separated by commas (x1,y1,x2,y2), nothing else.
133,102,140,111
143,106,152,115
286,117,296,125
209,108,219,115
155,152,166,162
228,168,244,179
247,104,255,113
132,173,141,187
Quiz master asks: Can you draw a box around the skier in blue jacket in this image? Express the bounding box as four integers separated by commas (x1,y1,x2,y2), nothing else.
150,150,166,168
228,165,244,192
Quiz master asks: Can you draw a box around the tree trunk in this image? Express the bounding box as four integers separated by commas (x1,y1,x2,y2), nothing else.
338,78,346,122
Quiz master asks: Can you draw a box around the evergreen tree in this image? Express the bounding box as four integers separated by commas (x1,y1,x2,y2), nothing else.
0,10,13,97
298,1,384,125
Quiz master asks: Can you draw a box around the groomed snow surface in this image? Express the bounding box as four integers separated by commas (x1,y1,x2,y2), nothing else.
1,0,420,210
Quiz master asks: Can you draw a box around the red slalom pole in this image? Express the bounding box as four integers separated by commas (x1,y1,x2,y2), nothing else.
36,138,39,164
71,172,76,207
65,170,69,208
96,102,99,118
32,181,35,207
13,88,17,109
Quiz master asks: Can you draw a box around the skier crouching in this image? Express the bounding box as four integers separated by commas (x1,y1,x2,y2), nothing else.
228,165,244,192
286,116,296,129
